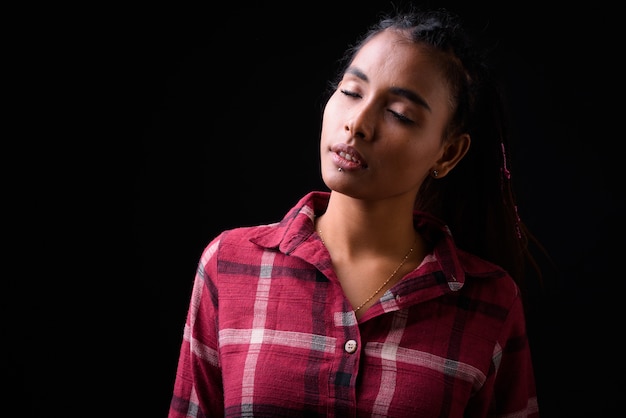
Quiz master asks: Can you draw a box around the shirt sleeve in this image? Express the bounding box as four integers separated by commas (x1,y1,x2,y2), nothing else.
168,237,224,418
466,292,540,417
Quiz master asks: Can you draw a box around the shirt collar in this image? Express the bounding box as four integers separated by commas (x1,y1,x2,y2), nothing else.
249,191,468,288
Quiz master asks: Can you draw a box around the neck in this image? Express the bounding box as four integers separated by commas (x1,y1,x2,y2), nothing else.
316,192,419,259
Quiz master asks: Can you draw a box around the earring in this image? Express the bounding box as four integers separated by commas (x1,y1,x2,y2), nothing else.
432,169,439,178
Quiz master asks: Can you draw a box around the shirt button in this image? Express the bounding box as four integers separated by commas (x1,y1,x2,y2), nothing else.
344,339,358,353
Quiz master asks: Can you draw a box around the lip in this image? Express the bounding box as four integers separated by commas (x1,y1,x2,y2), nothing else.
329,143,369,170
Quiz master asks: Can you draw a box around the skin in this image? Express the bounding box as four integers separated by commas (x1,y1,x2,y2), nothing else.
315,29,470,319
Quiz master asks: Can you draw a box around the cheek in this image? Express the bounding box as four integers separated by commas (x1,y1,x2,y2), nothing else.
391,140,441,176
321,94,344,127
320,107,340,145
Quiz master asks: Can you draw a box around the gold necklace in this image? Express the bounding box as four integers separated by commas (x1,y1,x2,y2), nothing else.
318,230,416,313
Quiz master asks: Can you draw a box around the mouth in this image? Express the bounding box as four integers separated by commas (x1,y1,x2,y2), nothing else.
330,144,369,170
338,151,362,165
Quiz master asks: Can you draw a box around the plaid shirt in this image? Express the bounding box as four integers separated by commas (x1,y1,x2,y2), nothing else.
168,191,539,417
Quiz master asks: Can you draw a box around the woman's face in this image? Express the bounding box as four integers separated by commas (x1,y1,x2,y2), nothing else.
320,29,458,202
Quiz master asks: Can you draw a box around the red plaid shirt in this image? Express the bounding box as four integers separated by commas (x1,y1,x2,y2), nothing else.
169,191,539,417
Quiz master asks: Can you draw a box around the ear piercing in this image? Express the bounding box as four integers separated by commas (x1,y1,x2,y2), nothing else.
432,169,439,177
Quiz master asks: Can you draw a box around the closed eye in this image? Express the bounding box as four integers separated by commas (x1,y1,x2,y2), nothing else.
341,89,414,124
340,89,361,98
387,109,414,124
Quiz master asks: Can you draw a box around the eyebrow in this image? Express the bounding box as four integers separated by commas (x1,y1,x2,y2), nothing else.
345,66,432,112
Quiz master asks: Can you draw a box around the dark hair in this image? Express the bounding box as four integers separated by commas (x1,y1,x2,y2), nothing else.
326,6,550,305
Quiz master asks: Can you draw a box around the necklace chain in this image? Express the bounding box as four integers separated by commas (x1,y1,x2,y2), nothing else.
318,230,416,313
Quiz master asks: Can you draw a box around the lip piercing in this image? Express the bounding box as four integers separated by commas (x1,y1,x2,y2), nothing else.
338,167,343,172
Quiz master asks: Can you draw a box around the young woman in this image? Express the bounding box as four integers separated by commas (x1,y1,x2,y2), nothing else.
168,7,544,417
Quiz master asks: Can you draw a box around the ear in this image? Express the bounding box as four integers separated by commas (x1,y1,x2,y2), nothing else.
432,133,471,178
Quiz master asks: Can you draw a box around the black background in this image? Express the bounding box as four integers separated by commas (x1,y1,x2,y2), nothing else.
5,1,623,417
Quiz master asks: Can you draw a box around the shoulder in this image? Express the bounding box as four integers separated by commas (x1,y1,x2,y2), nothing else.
204,223,279,256
457,248,511,280
415,211,519,299
194,224,282,286
456,247,522,307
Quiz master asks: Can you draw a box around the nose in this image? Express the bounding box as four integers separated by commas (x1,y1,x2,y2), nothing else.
345,103,374,141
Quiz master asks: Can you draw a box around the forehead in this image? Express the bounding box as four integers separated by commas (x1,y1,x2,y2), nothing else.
350,29,448,89
348,29,452,113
